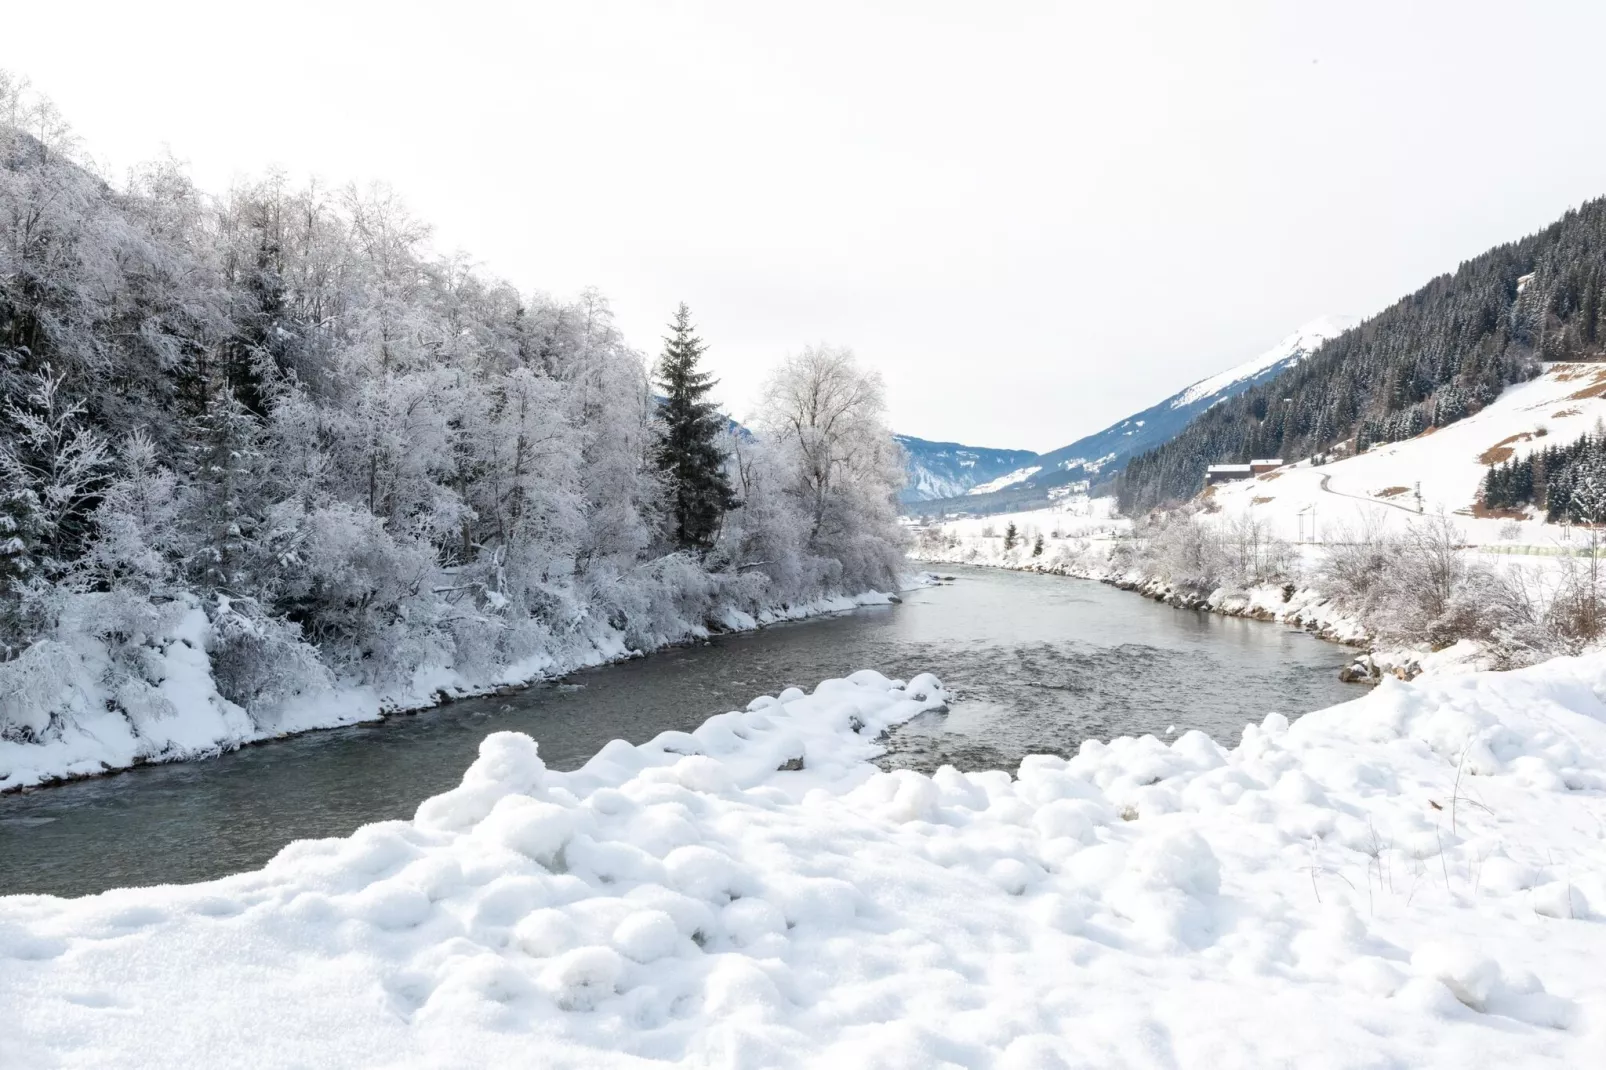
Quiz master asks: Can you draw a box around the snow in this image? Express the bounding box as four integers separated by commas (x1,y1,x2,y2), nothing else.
966,465,1042,495
1205,361,1606,548
919,496,1126,543
0,588,908,794
1169,315,1357,410
5,659,1606,1066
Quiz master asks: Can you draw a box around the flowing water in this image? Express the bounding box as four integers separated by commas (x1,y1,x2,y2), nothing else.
0,566,1359,898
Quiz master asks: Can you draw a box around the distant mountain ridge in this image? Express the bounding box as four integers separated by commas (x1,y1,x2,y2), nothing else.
902,317,1353,514
893,435,1039,503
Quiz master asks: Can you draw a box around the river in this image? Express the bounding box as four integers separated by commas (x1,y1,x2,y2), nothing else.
0,566,1357,898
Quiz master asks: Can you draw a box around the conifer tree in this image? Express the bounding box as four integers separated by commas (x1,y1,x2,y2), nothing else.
652,304,736,551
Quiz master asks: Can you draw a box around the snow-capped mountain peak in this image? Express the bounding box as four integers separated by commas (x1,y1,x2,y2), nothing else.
899,314,1361,514
1169,315,1357,410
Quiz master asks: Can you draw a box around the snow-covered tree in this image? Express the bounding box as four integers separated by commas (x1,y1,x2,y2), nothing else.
757,344,907,590
0,71,915,711
0,366,109,580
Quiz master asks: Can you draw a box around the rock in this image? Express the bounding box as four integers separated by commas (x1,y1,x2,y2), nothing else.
777,756,805,772
1339,654,1379,684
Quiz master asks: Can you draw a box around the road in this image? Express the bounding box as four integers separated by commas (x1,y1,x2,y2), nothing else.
1317,473,1424,515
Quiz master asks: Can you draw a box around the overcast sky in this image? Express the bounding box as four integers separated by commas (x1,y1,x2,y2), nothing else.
6,1,1605,451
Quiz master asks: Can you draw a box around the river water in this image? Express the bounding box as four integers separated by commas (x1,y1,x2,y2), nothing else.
0,567,1357,898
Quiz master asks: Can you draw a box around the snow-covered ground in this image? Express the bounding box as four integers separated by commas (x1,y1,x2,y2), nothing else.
0,589,906,795
926,495,1129,543
1208,362,1606,547
3,662,1605,1067
968,465,1043,495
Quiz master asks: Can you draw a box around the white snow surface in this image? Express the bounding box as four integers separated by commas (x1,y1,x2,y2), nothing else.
5,661,1606,1067
967,465,1043,495
1170,315,1357,410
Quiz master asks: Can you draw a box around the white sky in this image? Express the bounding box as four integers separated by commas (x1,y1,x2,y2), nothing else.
6,1,1605,451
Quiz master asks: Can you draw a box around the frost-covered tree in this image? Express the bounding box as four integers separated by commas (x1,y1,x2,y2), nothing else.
0,366,109,579
80,431,182,596
0,72,915,723
653,303,736,552
758,345,907,590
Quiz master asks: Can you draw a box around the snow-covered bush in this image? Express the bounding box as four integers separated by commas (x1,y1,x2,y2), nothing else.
0,638,87,742
206,596,334,719
1317,516,1400,621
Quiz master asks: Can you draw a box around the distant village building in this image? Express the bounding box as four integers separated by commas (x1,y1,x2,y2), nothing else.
1205,458,1284,486
1205,464,1253,485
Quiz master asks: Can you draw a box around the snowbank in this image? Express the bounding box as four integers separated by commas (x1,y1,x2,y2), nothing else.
0,587,910,794
4,660,1606,1066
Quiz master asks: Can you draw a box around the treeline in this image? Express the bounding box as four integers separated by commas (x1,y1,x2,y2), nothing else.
1117,197,1606,512
1481,429,1606,522
0,73,906,723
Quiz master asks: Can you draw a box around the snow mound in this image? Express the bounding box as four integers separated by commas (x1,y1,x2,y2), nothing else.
4,659,1606,1067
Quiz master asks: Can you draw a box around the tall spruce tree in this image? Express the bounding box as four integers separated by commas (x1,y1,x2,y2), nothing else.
653,304,736,551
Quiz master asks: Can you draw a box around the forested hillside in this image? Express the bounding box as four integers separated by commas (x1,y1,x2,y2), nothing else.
0,73,906,749
1117,198,1606,512
1480,428,1606,522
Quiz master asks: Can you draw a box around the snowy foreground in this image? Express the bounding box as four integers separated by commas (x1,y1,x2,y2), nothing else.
5,664,1606,1067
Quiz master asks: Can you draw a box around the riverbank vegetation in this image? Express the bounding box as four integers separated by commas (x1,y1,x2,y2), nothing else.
0,74,906,760
916,504,1606,669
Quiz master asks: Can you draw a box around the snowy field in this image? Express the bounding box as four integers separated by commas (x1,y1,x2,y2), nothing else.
925,495,1129,544
1208,362,1606,547
3,663,1605,1067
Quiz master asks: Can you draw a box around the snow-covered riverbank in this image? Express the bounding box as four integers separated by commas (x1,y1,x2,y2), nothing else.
0,588,908,795
911,527,1372,646
3,660,1605,1066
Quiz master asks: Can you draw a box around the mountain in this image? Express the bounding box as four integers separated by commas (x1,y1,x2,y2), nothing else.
894,435,1040,503
914,317,1353,515
1117,197,1606,513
